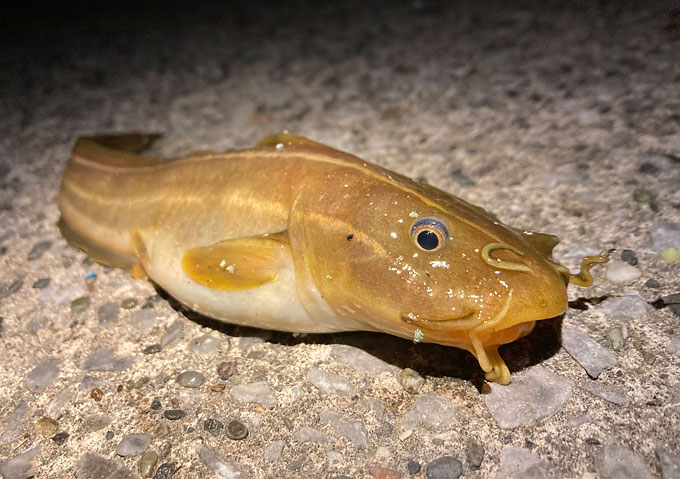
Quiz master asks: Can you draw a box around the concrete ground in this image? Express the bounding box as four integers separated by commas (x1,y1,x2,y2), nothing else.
1,1,679,478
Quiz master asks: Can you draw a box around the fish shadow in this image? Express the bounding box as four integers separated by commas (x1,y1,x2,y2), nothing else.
157,286,563,391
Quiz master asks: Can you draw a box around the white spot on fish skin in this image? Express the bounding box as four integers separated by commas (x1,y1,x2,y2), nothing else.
326,274,333,280
344,184,349,188
429,260,450,269
413,253,419,258
219,259,227,268
275,143,284,150
226,265,235,273
413,327,424,344
391,232,398,239
409,211,419,218
396,255,404,261
398,219,404,223
392,200,399,205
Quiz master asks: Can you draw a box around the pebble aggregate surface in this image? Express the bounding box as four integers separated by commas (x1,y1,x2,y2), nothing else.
0,2,679,478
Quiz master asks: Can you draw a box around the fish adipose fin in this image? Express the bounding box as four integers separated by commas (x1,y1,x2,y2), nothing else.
181,234,289,291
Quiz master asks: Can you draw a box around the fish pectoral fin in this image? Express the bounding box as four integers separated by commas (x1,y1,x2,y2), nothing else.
181,235,290,291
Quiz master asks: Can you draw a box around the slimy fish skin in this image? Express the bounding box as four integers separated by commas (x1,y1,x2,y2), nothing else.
58,133,609,385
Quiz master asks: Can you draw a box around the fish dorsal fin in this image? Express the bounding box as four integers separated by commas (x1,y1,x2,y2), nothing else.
521,231,561,258
256,133,335,150
72,134,166,168
181,234,290,291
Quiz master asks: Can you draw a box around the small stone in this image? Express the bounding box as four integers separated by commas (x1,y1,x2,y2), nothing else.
226,419,248,440
189,334,222,358
153,462,177,479
402,394,455,431
663,247,680,263
450,168,475,186
76,452,134,479
376,423,394,438
71,296,91,314
264,440,285,462
633,186,657,210
465,441,485,469
105,431,115,440
90,388,104,401
116,433,151,457
651,222,680,252
398,368,425,394
27,240,51,260
368,466,402,479
204,418,224,436
484,366,573,428
608,327,626,350
82,348,134,371
97,302,120,325
320,410,369,448
331,344,398,374
230,381,277,407
0,277,22,299
129,376,150,390
0,447,41,479
562,327,617,378
157,442,172,459
644,278,660,288
195,445,240,479
130,310,158,333
46,386,77,420
151,398,162,410
425,456,462,479
0,401,29,445
52,431,69,445
143,344,162,354
656,449,680,479
160,320,183,347
26,357,60,393
176,370,205,388
80,414,112,434
306,368,355,396
35,417,59,438
598,445,653,479
139,451,159,478
496,447,547,479
606,260,641,283
217,361,237,380
407,460,421,474
164,410,186,420
121,297,138,309
596,292,648,322
211,384,226,392
293,427,330,444
620,249,638,266
32,278,50,289
582,382,631,406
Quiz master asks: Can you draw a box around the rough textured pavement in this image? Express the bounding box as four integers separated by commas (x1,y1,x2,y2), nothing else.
1,2,679,478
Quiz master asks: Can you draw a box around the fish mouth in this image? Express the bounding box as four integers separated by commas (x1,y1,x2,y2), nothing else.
400,310,479,331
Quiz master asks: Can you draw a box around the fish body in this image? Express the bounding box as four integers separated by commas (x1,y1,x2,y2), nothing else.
58,133,608,384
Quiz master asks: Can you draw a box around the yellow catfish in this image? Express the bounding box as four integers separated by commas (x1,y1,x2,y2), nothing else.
57,133,609,384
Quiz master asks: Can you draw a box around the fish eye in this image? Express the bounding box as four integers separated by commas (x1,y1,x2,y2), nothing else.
410,218,449,252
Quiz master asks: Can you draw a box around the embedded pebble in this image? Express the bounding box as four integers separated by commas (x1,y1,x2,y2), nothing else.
331,344,398,373
189,333,222,358
139,450,158,478
361,397,385,420
319,410,369,448
121,297,138,309
0,447,42,479
46,386,77,419
71,296,91,314
598,444,652,479
26,357,60,393
80,414,112,434
496,447,547,479
293,427,330,444
306,367,355,396
105,431,115,440
561,327,616,379
0,277,23,300
605,260,641,283
650,222,680,252
204,418,224,436
27,240,51,260
582,382,632,406
596,291,648,322
130,309,158,333
151,398,162,410
116,433,151,457
398,368,425,394
217,360,237,380
407,460,421,474
425,456,462,479
484,366,573,428
465,440,485,470
230,381,277,406
264,440,285,461
76,452,134,479
560,244,600,259
195,445,241,479
164,410,187,420
35,417,59,438
369,466,402,479
82,348,135,371
669,338,680,356
32,278,50,289
226,419,248,440
97,302,120,325
176,370,205,388
402,393,455,431
153,462,177,479
656,450,680,479
143,344,162,354
52,431,69,445
160,320,183,347
620,249,638,266
608,327,626,350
